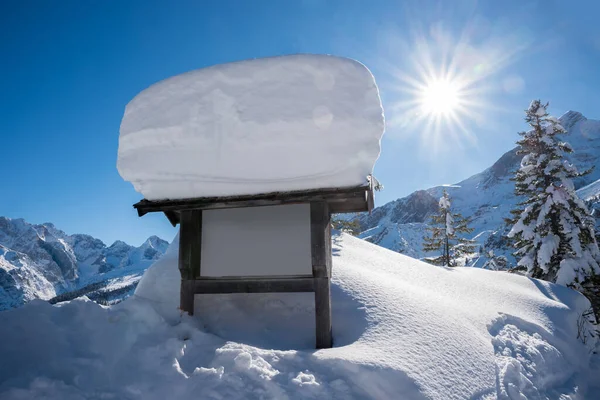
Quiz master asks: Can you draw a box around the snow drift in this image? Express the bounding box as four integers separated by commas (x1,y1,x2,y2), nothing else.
117,54,385,200
0,233,596,399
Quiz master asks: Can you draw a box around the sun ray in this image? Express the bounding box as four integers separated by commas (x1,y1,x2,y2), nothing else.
380,17,531,154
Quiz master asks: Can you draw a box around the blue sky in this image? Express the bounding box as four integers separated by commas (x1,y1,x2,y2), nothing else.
1,0,600,246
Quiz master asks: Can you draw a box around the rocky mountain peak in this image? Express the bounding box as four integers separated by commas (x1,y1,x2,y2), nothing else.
559,110,586,130
0,218,169,310
486,149,520,183
142,235,169,249
108,240,132,250
389,190,438,224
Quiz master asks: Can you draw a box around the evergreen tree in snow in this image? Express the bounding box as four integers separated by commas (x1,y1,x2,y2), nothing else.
331,216,361,236
507,100,600,289
423,190,476,266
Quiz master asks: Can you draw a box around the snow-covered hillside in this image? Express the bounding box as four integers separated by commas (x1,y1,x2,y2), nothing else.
360,111,600,266
582,179,600,238
0,217,168,310
0,232,595,399
579,179,600,202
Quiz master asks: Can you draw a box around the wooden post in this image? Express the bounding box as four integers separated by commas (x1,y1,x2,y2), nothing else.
178,209,202,315
180,279,194,315
310,202,333,348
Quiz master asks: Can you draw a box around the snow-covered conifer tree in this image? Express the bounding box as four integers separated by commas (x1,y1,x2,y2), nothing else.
423,190,476,266
331,216,361,236
508,100,600,289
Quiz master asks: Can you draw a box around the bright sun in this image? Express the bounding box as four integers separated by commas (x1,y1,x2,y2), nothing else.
420,79,460,116
384,19,529,155
388,67,477,153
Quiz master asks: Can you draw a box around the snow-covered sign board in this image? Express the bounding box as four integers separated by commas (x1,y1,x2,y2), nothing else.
117,54,384,200
122,55,384,349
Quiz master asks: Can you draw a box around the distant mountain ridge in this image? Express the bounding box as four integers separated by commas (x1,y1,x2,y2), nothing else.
0,217,168,310
359,110,600,266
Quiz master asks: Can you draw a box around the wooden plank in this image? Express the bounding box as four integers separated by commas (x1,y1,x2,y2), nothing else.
310,202,332,278
164,211,180,227
197,274,313,280
178,209,201,315
311,201,333,348
329,198,369,214
133,185,370,216
193,212,203,279
314,277,333,348
137,192,366,214
367,188,374,213
180,279,195,316
178,210,202,280
191,277,315,294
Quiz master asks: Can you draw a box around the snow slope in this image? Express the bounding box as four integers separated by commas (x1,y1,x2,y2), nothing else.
0,217,168,310
117,54,384,200
360,111,600,267
578,179,600,202
0,233,595,399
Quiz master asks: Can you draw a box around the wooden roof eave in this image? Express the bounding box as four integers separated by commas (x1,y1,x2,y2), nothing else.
133,185,373,226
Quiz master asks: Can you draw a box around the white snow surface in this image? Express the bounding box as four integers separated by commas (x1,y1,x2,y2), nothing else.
578,178,600,201
117,54,384,200
0,233,596,399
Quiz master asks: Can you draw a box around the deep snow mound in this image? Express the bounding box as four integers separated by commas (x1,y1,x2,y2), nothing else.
117,54,385,200
0,233,595,399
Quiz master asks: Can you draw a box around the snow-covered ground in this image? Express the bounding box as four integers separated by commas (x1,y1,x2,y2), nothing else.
118,54,384,200
0,233,596,399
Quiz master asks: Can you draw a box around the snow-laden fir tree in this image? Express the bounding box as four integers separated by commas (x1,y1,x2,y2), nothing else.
507,100,600,289
423,190,476,266
331,216,361,236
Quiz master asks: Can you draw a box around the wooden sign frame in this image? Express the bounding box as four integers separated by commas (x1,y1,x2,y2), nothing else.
133,184,373,348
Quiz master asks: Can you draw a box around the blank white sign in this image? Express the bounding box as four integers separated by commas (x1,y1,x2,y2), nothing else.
201,204,312,277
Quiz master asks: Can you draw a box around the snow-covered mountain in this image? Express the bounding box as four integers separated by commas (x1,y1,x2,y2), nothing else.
0,217,168,310
360,111,600,266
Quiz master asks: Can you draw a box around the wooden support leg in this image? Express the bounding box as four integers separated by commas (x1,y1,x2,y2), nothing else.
311,202,333,348
180,280,195,315
178,210,202,315
314,277,332,348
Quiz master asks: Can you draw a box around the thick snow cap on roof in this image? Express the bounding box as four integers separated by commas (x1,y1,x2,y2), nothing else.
117,54,384,200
